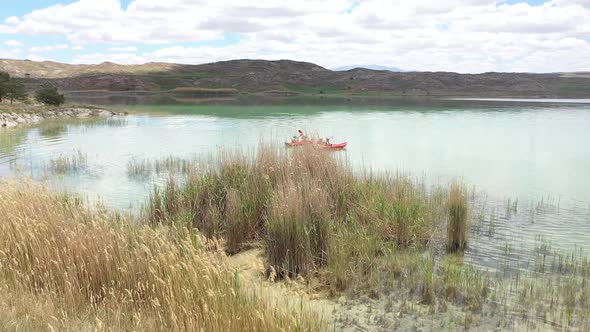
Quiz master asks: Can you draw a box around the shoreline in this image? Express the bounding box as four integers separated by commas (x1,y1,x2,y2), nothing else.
0,107,127,129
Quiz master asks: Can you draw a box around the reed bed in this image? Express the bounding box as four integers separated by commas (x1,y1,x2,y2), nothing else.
127,156,194,180
80,117,128,128
141,145,590,329
144,146,458,289
126,157,153,179
47,150,88,174
0,181,322,331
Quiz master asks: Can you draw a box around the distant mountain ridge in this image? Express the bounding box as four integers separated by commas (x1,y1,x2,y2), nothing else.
332,64,407,72
1,58,589,98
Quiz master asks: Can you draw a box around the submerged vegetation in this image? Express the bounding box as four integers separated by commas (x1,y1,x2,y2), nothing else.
127,155,193,180
0,182,322,331
48,150,88,174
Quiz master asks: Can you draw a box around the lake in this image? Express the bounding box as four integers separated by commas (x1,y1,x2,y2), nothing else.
1,97,589,271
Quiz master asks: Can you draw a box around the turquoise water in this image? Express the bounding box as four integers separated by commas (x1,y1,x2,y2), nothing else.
1,98,589,268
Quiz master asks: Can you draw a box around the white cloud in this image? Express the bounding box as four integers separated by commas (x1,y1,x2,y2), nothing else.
29,44,69,52
2,0,590,72
0,48,23,59
108,46,138,52
4,40,22,47
0,25,16,34
4,16,20,25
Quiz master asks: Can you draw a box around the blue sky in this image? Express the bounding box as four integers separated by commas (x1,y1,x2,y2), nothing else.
0,0,588,72
1,0,133,15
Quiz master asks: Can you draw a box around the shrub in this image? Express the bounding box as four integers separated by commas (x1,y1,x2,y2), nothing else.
35,86,65,106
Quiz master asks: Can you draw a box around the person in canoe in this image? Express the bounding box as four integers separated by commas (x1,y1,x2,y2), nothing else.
298,129,308,142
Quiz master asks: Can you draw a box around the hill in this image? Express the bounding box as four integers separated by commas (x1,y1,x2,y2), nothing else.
1,58,589,98
0,59,177,78
332,64,406,72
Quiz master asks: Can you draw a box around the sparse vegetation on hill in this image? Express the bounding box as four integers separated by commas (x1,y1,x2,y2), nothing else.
2,58,590,98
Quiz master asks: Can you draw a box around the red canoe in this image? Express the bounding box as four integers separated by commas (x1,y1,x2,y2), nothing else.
285,141,347,149
321,142,347,149
285,140,314,147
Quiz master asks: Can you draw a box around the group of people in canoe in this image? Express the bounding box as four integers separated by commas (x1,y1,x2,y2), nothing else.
290,129,331,145
287,129,347,149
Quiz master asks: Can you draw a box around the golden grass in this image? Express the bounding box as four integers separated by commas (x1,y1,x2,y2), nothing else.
0,181,322,331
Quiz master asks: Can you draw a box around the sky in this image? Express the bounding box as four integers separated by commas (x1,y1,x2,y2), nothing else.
0,0,589,73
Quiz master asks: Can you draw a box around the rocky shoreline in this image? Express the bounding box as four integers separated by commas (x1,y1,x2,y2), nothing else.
0,108,126,128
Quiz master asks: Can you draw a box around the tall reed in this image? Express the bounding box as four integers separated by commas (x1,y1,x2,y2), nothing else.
48,149,88,174
0,182,321,331
266,180,331,277
144,145,451,290
447,182,468,252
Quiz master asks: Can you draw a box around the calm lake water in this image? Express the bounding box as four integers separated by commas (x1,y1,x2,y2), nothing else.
1,97,589,270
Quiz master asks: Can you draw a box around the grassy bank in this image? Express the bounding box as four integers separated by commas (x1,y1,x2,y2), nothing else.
0,182,322,331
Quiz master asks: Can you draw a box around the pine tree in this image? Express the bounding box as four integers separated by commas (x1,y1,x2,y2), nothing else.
5,80,27,104
0,71,10,103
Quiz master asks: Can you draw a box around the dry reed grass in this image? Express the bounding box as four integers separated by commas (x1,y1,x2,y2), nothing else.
0,181,322,331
